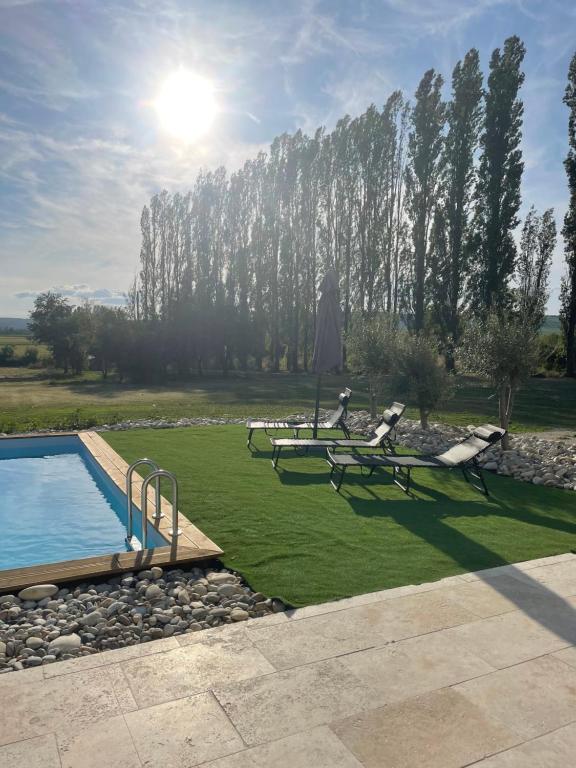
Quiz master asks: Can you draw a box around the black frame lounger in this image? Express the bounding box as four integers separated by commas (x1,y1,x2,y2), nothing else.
326,424,506,495
246,388,352,448
270,402,406,468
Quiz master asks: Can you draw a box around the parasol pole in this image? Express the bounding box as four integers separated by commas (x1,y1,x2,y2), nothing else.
312,372,322,439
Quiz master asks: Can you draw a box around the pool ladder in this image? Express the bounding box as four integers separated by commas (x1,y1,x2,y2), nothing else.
126,459,182,550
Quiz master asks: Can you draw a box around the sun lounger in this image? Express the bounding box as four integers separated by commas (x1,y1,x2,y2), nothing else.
246,388,352,447
326,423,506,494
270,402,406,468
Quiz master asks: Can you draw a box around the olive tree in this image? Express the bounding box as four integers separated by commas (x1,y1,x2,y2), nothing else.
345,315,397,417
347,316,454,428
390,333,455,430
458,313,538,448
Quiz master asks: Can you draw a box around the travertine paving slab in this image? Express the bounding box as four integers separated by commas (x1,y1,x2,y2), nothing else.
120,629,274,708
456,655,576,739
200,726,363,767
552,644,576,669
332,688,520,768
214,657,378,746
57,713,141,768
439,574,555,619
0,665,44,688
283,575,468,621
446,609,572,668
460,554,576,583
0,667,122,746
0,734,60,768
124,692,244,767
107,662,138,712
472,721,576,766
44,635,180,678
518,559,576,585
339,630,495,707
249,590,476,669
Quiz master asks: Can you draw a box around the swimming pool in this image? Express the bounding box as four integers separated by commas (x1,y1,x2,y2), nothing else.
0,435,166,570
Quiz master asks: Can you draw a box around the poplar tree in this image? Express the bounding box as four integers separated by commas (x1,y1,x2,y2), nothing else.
561,51,576,377
472,36,526,312
433,49,483,368
405,69,445,331
516,206,556,331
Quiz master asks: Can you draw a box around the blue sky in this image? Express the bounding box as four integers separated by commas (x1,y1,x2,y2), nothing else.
1,0,575,317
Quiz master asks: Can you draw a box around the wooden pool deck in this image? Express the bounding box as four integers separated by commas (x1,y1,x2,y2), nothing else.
0,430,223,592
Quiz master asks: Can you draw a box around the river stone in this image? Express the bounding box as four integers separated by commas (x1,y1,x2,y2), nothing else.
137,570,154,581
25,637,45,650
176,590,191,606
145,584,163,600
217,584,243,598
150,567,163,580
206,573,236,586
230,608,249,622
18,585,59,601
49,633,82,652
80,611,104,627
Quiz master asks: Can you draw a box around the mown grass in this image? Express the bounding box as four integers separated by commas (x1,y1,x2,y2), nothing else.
1,370,576,433
105,425,576,606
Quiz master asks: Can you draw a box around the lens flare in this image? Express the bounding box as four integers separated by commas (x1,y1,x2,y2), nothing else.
154,69,217,143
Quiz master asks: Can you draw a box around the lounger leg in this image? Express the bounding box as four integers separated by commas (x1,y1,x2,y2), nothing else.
466,461,489,496
272,445,282,469
392,466,410,494
247,428,254,448
329,463,346,492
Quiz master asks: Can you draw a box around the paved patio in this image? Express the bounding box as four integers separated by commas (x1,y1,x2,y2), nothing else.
2,553,576,767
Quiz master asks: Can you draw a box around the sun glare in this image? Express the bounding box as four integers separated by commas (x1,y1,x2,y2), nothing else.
154,69,217,143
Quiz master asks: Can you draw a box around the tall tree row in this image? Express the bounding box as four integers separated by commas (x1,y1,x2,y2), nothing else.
130,37,558,377
561,52,576,377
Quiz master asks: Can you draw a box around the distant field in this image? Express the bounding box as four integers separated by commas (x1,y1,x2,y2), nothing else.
0,334,49,359
1,370,575,434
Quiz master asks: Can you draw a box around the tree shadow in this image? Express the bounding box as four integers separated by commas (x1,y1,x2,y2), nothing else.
345,478,576,646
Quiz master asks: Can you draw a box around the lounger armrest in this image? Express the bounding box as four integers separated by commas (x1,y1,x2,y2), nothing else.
472,424,506,444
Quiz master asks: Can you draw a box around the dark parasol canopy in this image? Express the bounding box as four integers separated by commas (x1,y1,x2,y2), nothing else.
311,270,343,437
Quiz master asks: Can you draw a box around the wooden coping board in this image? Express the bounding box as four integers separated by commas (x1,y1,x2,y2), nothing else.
0,430,223,593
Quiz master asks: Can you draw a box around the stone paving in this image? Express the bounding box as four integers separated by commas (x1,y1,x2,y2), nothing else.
2,552,576,767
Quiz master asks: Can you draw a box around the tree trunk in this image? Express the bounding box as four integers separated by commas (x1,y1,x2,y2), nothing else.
420,408,429,430
498,383,513,450
369,382,378,419
566,311,576,377
445,345,455,373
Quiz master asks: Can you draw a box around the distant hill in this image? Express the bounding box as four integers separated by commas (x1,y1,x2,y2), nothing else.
0,317,29,333
541,315,561,334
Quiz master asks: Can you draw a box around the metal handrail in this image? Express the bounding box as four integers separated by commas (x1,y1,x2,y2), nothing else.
140,469,182,549
126,459,161,544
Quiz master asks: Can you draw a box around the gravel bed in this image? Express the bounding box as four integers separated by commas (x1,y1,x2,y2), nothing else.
0,565,283,674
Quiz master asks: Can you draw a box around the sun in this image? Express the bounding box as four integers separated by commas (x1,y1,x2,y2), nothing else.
154,69,217,143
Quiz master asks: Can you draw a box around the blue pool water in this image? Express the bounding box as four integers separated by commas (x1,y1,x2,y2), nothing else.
0,436,166,570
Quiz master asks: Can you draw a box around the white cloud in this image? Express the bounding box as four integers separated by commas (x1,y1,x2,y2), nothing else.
15,284,127,307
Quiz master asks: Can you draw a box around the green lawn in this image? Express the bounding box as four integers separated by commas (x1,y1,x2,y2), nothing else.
2,370,576,433
105,425,576,607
